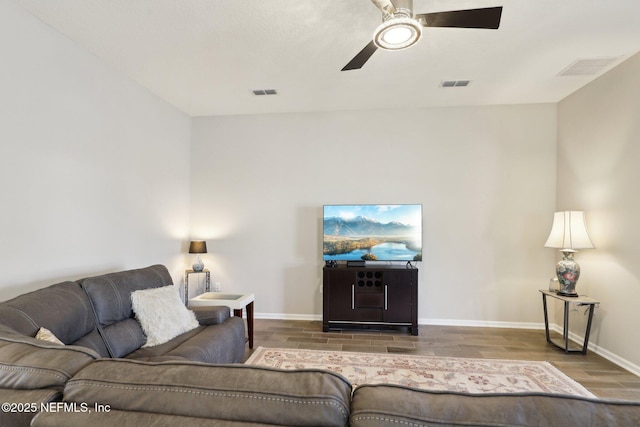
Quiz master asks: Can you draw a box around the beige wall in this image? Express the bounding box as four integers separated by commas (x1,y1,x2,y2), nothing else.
0,1,192,300
557,52,640,373
190,105,558,325
6,0,638,374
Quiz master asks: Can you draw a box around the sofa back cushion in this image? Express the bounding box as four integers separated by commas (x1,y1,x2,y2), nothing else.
350,384,640,427
0,281,109,357
61,359,352,427
79,265,173,357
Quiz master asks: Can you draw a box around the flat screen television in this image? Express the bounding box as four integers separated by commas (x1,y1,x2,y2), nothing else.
323,204,422,262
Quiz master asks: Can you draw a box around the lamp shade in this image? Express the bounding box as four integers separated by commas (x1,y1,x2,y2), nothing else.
188,241,207,254
544,211,594,250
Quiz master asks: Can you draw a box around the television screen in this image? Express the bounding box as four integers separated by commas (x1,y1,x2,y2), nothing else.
323,204,422,262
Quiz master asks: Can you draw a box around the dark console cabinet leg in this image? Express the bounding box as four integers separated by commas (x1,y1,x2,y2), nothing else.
323,265,418,335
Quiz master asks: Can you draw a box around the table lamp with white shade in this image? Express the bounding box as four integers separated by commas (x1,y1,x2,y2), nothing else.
544,211,594,297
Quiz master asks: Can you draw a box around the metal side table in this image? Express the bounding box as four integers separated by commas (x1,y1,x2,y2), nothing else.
540,289,599,354
184,269,210,304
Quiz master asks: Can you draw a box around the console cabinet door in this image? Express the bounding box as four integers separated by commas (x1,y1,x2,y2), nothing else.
324,269,355,321
383,270,416,324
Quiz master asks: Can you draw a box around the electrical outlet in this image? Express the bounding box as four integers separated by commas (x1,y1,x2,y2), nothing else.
212,282,221,292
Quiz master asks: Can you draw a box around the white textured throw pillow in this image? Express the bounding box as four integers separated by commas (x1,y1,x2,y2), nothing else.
131,285,199,347
35,327,64,345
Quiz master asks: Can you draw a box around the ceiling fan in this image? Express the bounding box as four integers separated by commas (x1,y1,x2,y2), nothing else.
342,0,503,71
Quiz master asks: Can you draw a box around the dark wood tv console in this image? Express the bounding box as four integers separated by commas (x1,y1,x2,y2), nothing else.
322,265,418,335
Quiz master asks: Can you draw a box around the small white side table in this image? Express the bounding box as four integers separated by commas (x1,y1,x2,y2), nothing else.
189,292,254,348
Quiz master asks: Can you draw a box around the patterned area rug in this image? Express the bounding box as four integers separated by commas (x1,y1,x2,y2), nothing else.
245,347,594,397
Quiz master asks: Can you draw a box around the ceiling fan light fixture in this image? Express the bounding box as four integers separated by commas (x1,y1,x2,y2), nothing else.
373,16,422,50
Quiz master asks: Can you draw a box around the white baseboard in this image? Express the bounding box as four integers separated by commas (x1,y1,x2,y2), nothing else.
548,324,640,377
420,318,544,330
255,312,322,321
254,314,544,329
255,313,640,376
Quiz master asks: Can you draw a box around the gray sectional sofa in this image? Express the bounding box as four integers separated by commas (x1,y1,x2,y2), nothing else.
0,264,245,426
2,264,640,426
26,359,640,427
0,264,245,363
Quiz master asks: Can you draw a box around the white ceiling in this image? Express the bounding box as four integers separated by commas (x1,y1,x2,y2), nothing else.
15,0,640,117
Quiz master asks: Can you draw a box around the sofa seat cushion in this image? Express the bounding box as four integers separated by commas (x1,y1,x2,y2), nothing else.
125,316,246,363
350,384,640,427
60,359,352,427
124,325,206,361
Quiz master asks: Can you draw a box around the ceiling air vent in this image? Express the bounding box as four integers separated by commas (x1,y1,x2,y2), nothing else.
252,89,277,96
557,57,621,76
440,80,471,87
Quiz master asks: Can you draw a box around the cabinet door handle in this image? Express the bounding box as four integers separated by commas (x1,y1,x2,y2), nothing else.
384,284,388,310
351,284,355,310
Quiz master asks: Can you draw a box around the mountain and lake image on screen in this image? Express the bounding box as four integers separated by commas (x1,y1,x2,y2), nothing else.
323,204,422,262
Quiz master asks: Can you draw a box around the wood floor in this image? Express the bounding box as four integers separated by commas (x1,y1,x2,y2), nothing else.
245,319,640,401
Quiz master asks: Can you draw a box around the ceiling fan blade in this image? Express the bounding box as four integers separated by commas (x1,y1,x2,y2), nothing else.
370,0,397,17
342,41,378,71
416,6,503,30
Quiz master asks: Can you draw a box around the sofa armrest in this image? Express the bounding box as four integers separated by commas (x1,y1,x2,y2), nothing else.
190,305,230,325
0,389,61,427
0,329,99,427
0,331,99,390
350,384,640,427
58,359,352,426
